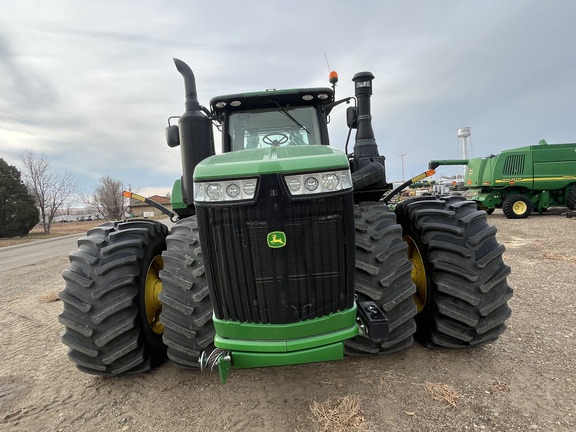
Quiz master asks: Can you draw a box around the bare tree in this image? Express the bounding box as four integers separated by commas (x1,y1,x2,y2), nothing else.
20,150,77,234
85,176,128,221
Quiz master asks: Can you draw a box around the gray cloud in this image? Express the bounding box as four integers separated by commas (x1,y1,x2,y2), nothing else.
0,34,60,123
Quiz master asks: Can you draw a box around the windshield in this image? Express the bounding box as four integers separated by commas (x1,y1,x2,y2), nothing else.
228,106,322,151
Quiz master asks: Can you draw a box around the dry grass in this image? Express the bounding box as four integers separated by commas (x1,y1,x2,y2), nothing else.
40,290,61,303
309,395,364,432
542,252,576,263
424,382,459,408
29,220,104,236
0,220,103,248
489,380,510,394
378,369,405,388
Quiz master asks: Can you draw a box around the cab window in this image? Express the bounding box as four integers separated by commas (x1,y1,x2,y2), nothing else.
228,106,321,151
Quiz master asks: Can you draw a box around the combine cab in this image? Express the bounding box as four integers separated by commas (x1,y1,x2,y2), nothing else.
59,60,513,380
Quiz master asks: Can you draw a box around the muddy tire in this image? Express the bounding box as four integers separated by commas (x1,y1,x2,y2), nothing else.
567,187,576,210
395,195,513,348
344,203,417,355
158,217,215,368
59,220,169,375
502,194,532,219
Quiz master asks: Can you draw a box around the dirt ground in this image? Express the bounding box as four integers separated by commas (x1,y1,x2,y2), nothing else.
1,209,574,431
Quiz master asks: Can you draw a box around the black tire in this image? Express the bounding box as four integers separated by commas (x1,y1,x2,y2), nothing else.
158,217,215,368
476,202,495,215
395,195,513,348
344,203,417,355
59,220,169,375
502,194,532,219
567,187,576,210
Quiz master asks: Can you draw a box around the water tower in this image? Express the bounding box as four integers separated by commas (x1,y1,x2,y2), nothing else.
457,127,472,180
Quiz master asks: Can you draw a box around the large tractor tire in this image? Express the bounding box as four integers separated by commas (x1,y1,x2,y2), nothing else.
395,195,513,348
567,187,576,210
502,194,532,219
158,217,215,368
345,203,417,355
59,220,169,375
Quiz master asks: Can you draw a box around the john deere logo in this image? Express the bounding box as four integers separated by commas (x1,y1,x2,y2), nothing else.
267,231,286,248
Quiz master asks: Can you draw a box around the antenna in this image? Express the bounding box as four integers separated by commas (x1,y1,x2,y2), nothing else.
324,52,331,72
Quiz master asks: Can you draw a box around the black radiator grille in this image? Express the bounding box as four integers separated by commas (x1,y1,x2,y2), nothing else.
196,176,354,324
503,154,526,176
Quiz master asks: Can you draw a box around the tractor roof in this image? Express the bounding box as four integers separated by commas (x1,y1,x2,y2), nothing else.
210,87,334,117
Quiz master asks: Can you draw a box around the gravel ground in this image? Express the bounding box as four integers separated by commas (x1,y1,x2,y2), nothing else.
0,208,574,431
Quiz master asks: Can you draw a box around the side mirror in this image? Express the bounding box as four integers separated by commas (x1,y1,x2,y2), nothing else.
165,125,180,148
346,106,358,129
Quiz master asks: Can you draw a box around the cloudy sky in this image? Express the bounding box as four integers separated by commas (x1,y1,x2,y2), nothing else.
1,1,575,199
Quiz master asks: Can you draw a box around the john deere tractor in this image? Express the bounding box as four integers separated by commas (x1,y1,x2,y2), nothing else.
59,59,513,380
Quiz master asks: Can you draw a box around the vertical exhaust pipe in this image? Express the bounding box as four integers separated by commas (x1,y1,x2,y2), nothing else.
172,58,214,208
174,58,201,111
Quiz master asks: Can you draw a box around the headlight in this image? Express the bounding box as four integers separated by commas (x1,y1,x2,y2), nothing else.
194,178,258,202
284,169,352,196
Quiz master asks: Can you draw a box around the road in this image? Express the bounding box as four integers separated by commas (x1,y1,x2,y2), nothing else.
0,219,174,273
0,235,80,273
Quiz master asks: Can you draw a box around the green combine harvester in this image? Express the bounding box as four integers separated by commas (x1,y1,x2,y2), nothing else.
59,60,513,382
430,140,576,218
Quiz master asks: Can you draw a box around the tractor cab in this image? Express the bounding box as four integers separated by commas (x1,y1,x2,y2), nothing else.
210,88,334,152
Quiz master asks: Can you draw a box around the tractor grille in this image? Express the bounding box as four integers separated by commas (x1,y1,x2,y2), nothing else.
196,175,355,324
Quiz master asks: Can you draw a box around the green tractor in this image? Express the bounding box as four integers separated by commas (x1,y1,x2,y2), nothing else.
59,59,513,381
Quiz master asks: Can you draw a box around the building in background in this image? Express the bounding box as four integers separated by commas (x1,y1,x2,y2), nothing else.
127,195,172,218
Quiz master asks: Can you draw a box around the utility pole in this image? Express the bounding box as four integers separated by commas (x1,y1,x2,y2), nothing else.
399,154,406,181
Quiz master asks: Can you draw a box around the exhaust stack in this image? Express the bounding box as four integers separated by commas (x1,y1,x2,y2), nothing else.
174,58,201,111
171,58,214,209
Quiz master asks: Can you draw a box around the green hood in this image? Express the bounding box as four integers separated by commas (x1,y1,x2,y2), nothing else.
193,146,349,180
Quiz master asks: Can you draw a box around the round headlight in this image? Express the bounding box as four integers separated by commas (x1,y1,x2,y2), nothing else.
215,101,227,108
206,184,223,201
243,182,256,196
226,183,240,198
322,173,339,190
304,176,319,192
288,178,301,192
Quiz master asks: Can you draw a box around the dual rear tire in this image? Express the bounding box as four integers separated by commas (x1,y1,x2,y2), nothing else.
395,196,513,347
59,220,168,374
347,196,512,353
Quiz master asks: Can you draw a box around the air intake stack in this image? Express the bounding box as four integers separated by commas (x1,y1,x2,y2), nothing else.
350,72,388,193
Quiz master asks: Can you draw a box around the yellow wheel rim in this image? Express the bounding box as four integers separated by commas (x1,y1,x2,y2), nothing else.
145,256,164,334
513,201,527,215
404,235,427,313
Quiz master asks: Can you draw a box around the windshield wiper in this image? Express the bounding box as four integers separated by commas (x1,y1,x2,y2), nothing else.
273,101,310,134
